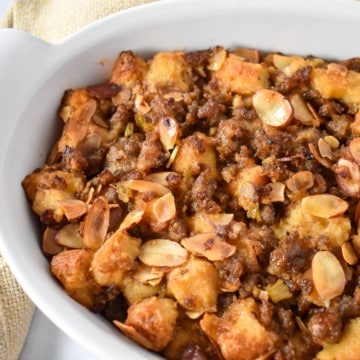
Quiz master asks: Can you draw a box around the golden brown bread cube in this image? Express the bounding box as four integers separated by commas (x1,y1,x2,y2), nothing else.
200,297,279,360
316,317,360,360
273,201,351,249
110,50,148,89
51,249,100,308
311,64,360,107
145,52,193,93
120,274,164,305
59,88,91,122
212,53,269,95
91,230,141,287
116,296,178,351
172,132,218,179
167,256,219,314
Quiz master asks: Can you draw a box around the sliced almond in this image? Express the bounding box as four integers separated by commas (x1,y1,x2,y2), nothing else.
306,103,322,127
133,263,164,285
118,209,144,232
144,172,179,186
234,47,260,63
206,213,234,227
290,93,314,125
42,227,64,255
342,241,358,265
83,196,110,249
312,250,346,300
181,233,236,261
207,46,227,71
158,117,178,151
308,143,332,168
92,114,109,129
349,138,360,165
55,223,85,249
324,135,340,150
113,321,155,351
57,199,87,221
318,138,333,160
166,144,179,168
252,89,293,128
134,94,151,115
333,158,360,197
152,192,176,223
261,182,285,204
185,310,204,320
139,239,188,267
58,98,97,152
286,171,314,192
301,194,349,218
123,180,170,196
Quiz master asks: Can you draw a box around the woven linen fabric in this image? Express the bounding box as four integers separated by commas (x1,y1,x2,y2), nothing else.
0,1,155,359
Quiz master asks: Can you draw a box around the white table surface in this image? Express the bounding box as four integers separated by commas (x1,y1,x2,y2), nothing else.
0,2,100,359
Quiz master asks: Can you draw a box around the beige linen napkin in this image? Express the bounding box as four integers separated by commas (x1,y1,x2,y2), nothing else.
0,1,155,359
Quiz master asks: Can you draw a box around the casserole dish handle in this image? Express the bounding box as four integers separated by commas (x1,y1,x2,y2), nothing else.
0,29,53,136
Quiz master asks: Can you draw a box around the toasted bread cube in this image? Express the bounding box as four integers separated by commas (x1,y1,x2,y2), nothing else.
172,132,218,179
167,256,219,313
311,65,360,107
110,50,148,88
121,274,163,305
274,201,351,249
229,164,267,212
59,89,91,123
212,53,269,95
317,318,360,360
51,249,100,308
200,297,279,360
91,231,141,287
145,52,193,93
122,297,178,351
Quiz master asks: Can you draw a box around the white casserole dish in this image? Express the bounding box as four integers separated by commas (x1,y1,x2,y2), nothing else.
0,0,359,358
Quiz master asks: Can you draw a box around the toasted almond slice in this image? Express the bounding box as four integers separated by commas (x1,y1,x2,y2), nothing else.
349,138,360,165
342,241,358,265
261,182,285,204
59,98,97,152
308,143,332,168
206,213,234,227
166,144,179,168
92,114,109,129
57,199,87,221
158,117,178,151
83,196,110,249
42,227,64,255
113,321,155,351
181,233,236,261
324,135,340,149
252,89,293,128
139,239,188,267
185,310,204,320
302,194,349,218
133,263,164,284
333,158,360,197
312,251,346,300
207,46,227,71
234,47,260,63
318,138,333,160
286,171,314,192
55,223,85,249
119,209,144,232
290,94,314,125
134,94,151,115
152,192,176,223
123,180,170,196
144,172,179,186
306,103,322,127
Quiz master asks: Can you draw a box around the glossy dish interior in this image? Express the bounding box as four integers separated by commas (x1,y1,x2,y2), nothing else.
0,0,359,358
